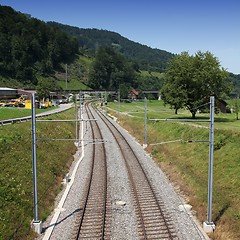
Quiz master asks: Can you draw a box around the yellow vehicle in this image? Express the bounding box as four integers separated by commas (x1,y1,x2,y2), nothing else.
2,96,25,107
14,96,25,107
0,100,7,107
39,98,52,108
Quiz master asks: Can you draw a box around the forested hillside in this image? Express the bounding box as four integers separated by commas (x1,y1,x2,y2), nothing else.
47,22,175,73
0,5,79,86
1,5,239,93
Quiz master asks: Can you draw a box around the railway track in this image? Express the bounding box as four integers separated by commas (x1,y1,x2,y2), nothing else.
72,102,178,239
94,104,178,240
72,103,110,239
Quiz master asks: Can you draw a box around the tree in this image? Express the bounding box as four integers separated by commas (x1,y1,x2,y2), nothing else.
89,47,136,90
0,6,79,83
161,51,230,118
231,98,240,120
37,78,61,99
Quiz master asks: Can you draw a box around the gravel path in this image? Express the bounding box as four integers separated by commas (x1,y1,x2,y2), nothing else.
36,105,209,240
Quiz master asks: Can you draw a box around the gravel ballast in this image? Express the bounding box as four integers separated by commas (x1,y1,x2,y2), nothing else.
37,105,209,240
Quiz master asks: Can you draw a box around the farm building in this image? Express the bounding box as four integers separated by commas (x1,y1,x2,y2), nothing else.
0,87,18,99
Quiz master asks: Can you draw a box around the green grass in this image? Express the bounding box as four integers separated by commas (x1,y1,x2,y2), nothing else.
106,100,240,240
57,55,92,91
0,108,77,239
58,77,90,91
0,107,58,120
108,100,240,131
140,70,165,78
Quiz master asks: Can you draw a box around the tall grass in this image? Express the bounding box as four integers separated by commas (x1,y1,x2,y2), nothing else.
107,100,240,240
0,108,77,239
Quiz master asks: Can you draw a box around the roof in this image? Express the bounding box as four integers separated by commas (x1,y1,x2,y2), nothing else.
17,89,35,95
0,87,17,91
130,89,140,96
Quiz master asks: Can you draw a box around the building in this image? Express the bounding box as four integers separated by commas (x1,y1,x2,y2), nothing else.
0,87,18,99
128,89,140,100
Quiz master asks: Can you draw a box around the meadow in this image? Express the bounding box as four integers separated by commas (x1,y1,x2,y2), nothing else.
106,99,240,240
1,100,239,239
0,108,76,239
0,107,57,120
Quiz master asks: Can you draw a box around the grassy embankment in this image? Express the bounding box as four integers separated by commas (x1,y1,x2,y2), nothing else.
0,55,92,91
106,100,240,240
0,107,58,120
57,55,92,91
0,107,77,239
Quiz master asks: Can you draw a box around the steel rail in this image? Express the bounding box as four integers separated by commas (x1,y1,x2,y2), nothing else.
73,102,107,240
95,106,177,239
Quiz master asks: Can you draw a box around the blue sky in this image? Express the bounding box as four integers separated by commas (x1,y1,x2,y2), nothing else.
1,0,240,73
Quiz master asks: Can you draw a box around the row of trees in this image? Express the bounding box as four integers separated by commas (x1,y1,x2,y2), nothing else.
0,6,79,83
88,47,165,95
83,48,232,116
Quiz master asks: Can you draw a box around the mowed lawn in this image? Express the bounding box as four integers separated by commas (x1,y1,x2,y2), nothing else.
0,106,57,120
107,99,240,130
106,99,240,240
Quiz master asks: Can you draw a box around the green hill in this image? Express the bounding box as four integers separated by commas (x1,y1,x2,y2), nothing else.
0,5,79,89
47,22,175,73
1,5,240,93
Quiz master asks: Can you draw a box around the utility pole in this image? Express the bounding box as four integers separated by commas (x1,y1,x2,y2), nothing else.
31,93,42,234
118,90,120,123
79,91,82,119
143,96,147,148
203,96,215,233
65,64,68,92
75,94,78,146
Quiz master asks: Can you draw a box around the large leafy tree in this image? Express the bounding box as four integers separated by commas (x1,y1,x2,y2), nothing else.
161,51,230,118
36,78,62,99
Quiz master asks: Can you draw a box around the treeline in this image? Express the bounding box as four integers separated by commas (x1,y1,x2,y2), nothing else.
47,22,175,73
87,47,165,96
1,5,239,93
228,72,240,90
0,6,79,84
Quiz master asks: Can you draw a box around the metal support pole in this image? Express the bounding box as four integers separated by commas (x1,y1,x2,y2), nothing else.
65,64,68,91
203,96,215,232
208,96,214,223
79,91,82,119
143,97,147,148
31,93,42,233
31,93,38,221
75,94,78,145
118,90,120,123
105,91,107,115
